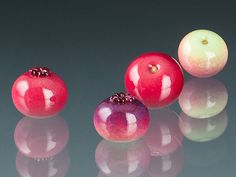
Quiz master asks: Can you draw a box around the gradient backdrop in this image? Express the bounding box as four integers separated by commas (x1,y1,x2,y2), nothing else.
0,1,235,176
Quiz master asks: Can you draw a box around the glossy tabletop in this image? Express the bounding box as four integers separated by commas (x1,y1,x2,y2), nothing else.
0,1,235,177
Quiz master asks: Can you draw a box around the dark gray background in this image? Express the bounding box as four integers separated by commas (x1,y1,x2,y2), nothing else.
0,1,235,176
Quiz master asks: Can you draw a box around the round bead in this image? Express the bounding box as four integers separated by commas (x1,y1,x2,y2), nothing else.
125,52,184,108
178,78,228,119
178,29,228,78
14,116,69,159
95,140,150,177
94,92,150,142
12,67,68,118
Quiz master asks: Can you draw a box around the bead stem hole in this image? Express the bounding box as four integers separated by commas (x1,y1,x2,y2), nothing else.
202,39,208,45
149,65,159,73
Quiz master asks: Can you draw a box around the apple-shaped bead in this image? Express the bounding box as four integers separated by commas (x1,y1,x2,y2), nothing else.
179,110,228,142
178,78,228,119
12,67,68,118
14,116,69,159
125,52,184,108
95,140,150,177
143,109,183,156
178,29,228,78
93,92,150,142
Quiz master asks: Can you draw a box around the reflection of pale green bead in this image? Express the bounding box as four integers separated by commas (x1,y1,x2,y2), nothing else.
179,110,228,142
179,78,228,119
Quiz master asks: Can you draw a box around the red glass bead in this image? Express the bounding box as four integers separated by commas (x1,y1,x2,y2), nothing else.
94,92,150,142
125,52,184,108
12,67,68,118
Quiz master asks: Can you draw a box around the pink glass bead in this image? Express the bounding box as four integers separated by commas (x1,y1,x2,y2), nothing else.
14,116,69,159
94,92,150,142
12,67,68,118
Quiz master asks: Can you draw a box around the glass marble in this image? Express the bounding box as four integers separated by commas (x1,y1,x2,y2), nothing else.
178,29,228,78
143,108,183,156
94,92,150,142
95,140,150,177
14,116,69,159
178,110,228,142
178,78,228,119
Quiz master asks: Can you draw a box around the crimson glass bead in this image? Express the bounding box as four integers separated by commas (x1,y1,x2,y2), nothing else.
125,52,184,108
12,67,68,118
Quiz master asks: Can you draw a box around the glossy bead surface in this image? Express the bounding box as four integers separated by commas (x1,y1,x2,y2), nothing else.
125,52,184,108
94,92,150,142
16,150,70,177
178,29,228,78
14,116,69,159
12,67,68,118
143,109,183,156
179,110,228,142
95,140,150,177
179,78,228,119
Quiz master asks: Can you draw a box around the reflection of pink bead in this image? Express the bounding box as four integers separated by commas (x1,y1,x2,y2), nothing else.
14,116,69,159
94,92,150,142
148,147,184,177
16,150,70,177
95,140,150,177
143,109,183,156
179,78,228,119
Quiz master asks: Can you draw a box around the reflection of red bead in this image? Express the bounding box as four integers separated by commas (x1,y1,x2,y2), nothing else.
143,109,183,156
125,52,184,108
12,67,68,118
14,116,69,159
148,147,184,177
16,150,70,177
94,92,150,142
